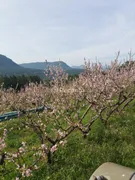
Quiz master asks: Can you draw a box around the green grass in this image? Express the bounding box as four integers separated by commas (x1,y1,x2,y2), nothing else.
1,104,135,179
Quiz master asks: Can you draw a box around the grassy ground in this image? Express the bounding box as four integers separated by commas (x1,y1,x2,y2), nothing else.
1,103,135,179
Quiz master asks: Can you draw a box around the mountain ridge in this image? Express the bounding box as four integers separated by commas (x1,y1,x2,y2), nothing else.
0,54,83,77
0,54,22,68
0,54,44,77
20,61,72,70
71,65,84,69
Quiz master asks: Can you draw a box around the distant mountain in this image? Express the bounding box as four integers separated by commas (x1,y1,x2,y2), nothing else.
0,55,84,77
0,54,23,74
20,61,84,75
72,65,84,69
0,54,22,69
20,61,72,70
0,54,44,77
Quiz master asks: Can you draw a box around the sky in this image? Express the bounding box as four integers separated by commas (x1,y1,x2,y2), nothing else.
0,0,135,66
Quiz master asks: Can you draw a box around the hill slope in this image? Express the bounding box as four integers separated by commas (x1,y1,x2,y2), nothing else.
0,54,83,77
0,54,23,74
0,54,44,77
72,65,84,69
20,61,84,75
20,61,72,70
0,54,22,69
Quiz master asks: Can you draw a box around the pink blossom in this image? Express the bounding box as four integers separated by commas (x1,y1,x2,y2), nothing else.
34,165,39,170
12,153,18,158
50,145,57,153
19,147,25,153
25,169,32,177
41,144,47,150
59,140,67,146
22,142,26,147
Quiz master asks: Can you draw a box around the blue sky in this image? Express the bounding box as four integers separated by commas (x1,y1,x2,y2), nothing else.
0,0,135,65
